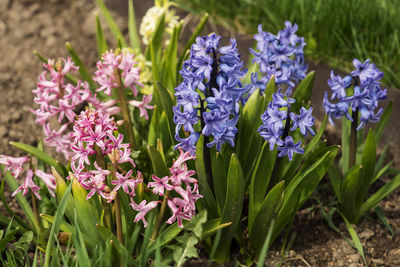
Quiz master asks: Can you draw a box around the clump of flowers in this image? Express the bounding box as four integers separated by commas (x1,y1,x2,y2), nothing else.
94,49,153,120
323,59,387,130
174,33,249,154
139,1,180,45
70,108,202,228
31,58,108,159
258,88,315,161
0,155,56,199
250,22,307,93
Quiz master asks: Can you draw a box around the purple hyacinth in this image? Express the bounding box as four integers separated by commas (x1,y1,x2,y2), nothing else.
250,22,307,95
323,59,387,130
258,88,315,161
174,34,248,153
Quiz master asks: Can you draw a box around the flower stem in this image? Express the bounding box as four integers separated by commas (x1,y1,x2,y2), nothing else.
115,80,137,149
349,109,358,169
200,99,214,192
31,191,41,230
151,191,169,243
114,194,123,243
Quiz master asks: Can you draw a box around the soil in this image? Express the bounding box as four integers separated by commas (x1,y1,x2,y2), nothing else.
1,0,400,266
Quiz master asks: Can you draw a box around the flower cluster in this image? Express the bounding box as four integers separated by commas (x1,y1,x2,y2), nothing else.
69,109,202,227
250,22,307,94
174,34,249,154
323,59,387,130
0,155,56,199
131,149,202,228
139,3,179,45
94,49,153,120
258,89,315,161
31,57,114,159
69,109,136,201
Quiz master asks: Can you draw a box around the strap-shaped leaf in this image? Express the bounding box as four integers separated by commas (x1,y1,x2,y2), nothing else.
249,181,284,252
96,0,127,47
147,146,170,177
341,116,351,174
291,71,315,113
212,152,227,213
95,14,108,56
328,164,342,200
359,172,400,216
249,141,276,226
163,22,182,91
195,135,218,218
355,129,376,210
148,105,158,147
10,141,68,177
44,181,72,267
214,154,244,262
128,0,141,51
155,83,175,146
340,213,366,264
339,164,363,223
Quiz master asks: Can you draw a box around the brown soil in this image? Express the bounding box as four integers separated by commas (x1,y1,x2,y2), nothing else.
1,0,400,266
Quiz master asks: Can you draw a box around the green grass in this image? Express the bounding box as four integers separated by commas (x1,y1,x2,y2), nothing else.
174,0,400,89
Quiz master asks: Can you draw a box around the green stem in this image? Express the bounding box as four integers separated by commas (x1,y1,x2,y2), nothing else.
31,191,41,230
151,191,169,243
115,194,123,243
116,79,137,149
349,109,358,169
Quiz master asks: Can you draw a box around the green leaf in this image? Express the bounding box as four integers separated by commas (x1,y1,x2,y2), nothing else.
0,228,18,252
263,75,276,105
65,42,97,92
371,160,393,185
154,83,175,145
360,172,400,216
256,219,276,267
214,154,244,262
95,14,108,56
128,0,141,51
340,165,363,223
249,181,284,253
74,211,91,267
95,0,127,47
212,153,227,213
44,181,72,267
341,116,351,174
10,141,67,177
304,114,328,155
291,71,315,113
148,105,159,147
355,129,376,210
174,235,199,267
328,164,342,200
238,89,262,168
374,206,394,236
374,101,392,144
340,213,366,264
147,146,170,177
195,135,218,218
147,12,166,62
1,166,39,233
274,145,339,241
249,141,276,227
177,14,208,73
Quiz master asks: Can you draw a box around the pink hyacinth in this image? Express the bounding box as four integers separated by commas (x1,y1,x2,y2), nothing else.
0,155,29,178
128,94,154,120
35,170,56,197
12,170,41,200
130,199,160,227
111,170,143,196
31,57,108,159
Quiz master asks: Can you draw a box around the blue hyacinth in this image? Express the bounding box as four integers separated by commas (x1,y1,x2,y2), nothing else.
250,21,308,95
173,34,248,154
323,59,387,130
258,88,314,161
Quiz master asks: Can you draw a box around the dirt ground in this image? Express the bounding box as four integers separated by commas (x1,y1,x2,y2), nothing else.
1,0,400,266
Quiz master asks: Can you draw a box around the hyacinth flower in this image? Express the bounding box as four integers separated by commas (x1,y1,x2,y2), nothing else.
94,49,153,148
323,59,387,167
250,21,307,95
258,88,315,161
31,57,112,159
0,154,56,216
68,108,202,244
174,33,248,154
